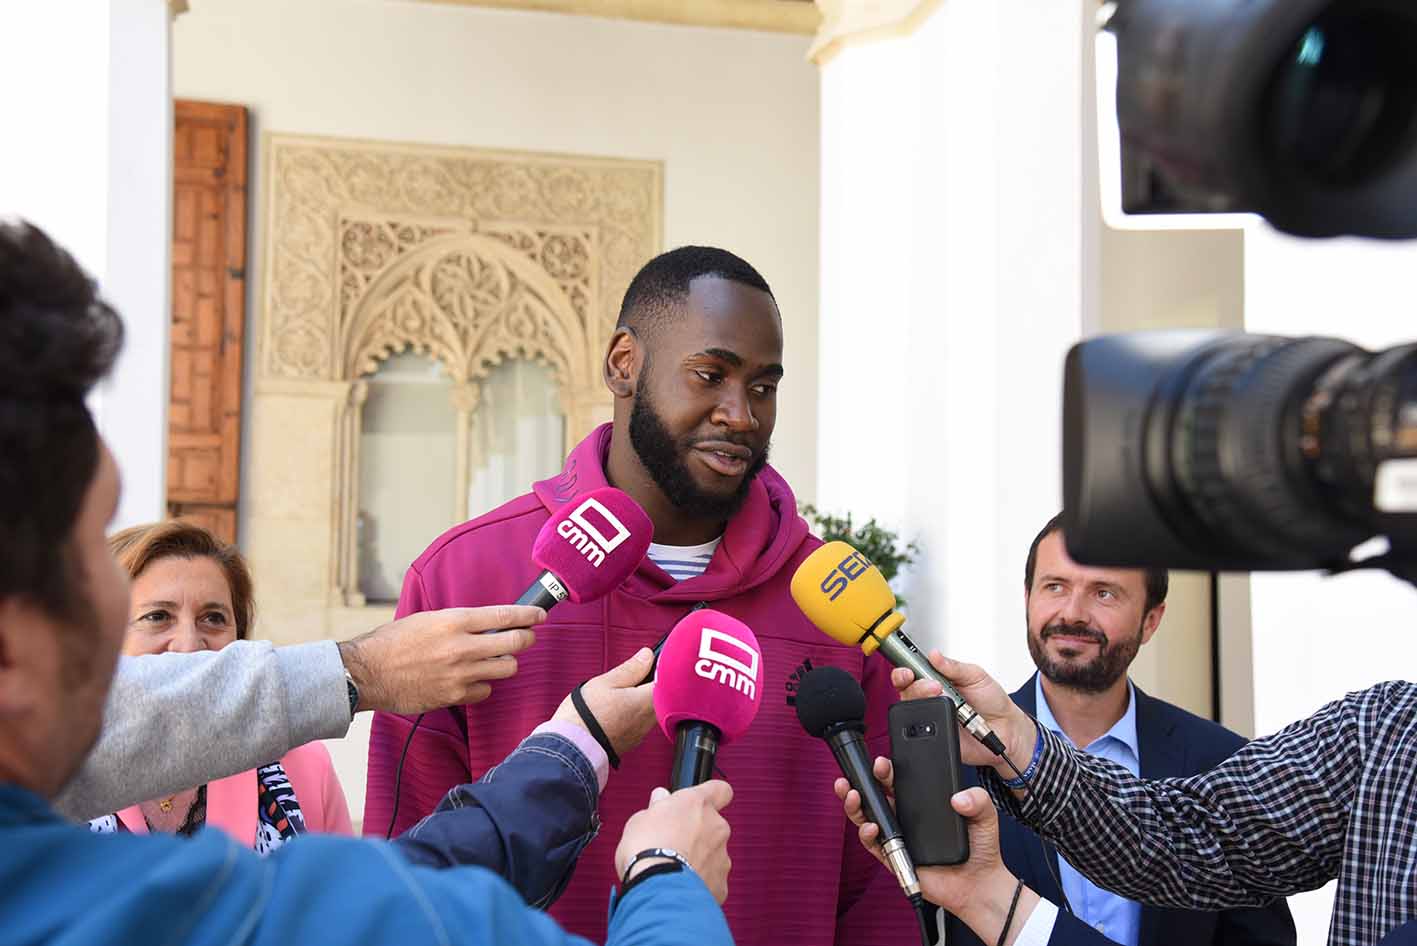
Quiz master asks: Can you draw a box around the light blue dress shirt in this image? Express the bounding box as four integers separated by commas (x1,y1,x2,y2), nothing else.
1033,675,1143,946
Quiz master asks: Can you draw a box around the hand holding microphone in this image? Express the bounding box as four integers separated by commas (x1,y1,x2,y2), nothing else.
551,647,658,758
835,757,1040,940
338,605,544,714
891,649,1040,774
616,781,735,904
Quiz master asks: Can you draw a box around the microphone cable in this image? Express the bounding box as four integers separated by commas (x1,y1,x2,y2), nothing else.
910,892,940,946
385,712,425,840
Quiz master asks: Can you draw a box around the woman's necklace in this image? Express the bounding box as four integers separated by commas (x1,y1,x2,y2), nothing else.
141,785,207,836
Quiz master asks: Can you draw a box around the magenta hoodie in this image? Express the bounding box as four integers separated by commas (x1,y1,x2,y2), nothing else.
365,425,915,945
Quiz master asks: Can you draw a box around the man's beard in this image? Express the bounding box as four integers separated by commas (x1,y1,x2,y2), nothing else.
628,383,768,522
1026,619,1143,694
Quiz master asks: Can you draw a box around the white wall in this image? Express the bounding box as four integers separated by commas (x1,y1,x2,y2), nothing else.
172,0,822,525
0,0,170,530
817,0,1096,691
102,0,173,532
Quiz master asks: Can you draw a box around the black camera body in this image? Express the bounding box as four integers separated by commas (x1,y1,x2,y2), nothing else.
1062,331,1417,581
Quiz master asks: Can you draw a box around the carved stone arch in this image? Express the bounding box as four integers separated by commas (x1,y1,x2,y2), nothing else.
341,233,590,397
250,136,658,641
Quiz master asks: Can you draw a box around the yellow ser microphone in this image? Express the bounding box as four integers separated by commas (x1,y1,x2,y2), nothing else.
790,540,1007,757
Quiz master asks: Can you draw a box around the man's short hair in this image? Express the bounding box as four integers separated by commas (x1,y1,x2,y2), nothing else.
616,246,775,342
0,221,123,622
1024,512,1169,614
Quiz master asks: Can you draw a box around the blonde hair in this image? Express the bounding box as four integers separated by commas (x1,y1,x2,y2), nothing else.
108,521,254,640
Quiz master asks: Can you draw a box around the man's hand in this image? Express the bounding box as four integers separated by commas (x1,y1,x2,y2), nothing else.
836,758,1041,945
616,781,734,904
551,647,658,757
338,606,544,714
892,649,1037,770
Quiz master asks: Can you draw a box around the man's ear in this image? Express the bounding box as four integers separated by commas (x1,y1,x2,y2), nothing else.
1139,601,1166,645
604,327,640,399
0,596,41,718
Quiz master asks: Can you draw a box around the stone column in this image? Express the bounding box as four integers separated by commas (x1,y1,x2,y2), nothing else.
451,381,483,524
246,380,352,644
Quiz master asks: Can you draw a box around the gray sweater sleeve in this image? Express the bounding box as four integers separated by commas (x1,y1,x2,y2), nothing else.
53,639,352,821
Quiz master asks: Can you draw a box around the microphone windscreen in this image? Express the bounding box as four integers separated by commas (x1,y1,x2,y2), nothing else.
532,488,653,603
653,609,764,745
790,541,902,652
793,665,867,738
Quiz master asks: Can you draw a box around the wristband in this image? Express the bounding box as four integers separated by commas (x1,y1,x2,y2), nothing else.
571,681,621,769
1001,719,1044,789
620,847,691,892
996,877,1025,946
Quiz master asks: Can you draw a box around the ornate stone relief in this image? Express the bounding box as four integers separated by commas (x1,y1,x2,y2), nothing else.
337,222,594,390
262,135,660,390
256,135,661,609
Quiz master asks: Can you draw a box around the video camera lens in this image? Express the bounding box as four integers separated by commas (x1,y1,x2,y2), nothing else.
1062,332,1417,578
1263,6,1417,189
1110,0,1417,237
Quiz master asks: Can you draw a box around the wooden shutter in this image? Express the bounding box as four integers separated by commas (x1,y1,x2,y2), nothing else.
167,101,248,544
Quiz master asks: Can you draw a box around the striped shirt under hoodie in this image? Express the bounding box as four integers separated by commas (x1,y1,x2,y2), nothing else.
646,538,721,581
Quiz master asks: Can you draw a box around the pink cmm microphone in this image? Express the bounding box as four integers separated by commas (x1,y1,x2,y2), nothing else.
516,487,654,611
652,609,764,790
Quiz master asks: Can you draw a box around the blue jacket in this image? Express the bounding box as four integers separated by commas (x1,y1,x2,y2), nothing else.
945,676,1296,946
393,729,603,907
1,731,732,946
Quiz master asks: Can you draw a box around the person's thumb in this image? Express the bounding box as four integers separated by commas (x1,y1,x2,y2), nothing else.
650,786,671,804
692,779,734,812
951,787,996,825
598,647,655,688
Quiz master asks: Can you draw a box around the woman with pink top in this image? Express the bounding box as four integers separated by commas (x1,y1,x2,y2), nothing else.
88,521,352,849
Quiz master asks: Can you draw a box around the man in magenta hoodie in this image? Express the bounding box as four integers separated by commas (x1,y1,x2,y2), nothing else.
365,246,915,945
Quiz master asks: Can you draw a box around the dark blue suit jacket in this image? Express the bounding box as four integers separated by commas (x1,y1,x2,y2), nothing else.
943,676,1296,946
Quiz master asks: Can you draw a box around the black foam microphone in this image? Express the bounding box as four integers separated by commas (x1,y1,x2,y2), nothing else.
795,666,920,899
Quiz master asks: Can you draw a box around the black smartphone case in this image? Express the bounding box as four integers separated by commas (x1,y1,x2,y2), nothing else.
888,697,970,866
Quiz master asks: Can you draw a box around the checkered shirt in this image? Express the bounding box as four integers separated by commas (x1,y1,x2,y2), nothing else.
983,681,1417,946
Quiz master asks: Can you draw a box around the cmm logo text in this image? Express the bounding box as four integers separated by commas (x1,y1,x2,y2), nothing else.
694,627,759,700
557,497,631,567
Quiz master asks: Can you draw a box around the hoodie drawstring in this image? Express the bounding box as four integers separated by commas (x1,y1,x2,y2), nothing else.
601,596,611,673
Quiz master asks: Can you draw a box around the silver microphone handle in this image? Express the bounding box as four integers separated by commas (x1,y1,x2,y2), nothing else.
876,629,1003,753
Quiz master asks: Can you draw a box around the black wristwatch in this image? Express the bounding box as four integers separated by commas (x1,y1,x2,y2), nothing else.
343,666,360,718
